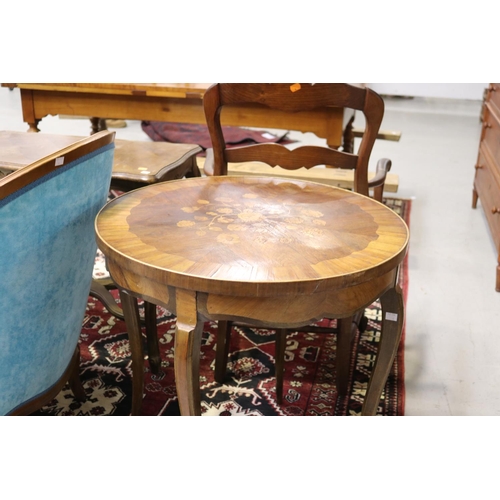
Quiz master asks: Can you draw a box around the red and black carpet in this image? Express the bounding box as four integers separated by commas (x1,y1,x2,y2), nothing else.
34,198,411,417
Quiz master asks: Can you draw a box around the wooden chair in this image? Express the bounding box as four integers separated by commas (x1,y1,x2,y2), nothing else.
0,131,115,415
203,83,392,403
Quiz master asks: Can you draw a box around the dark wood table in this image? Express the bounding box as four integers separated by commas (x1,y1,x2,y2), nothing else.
95,175,409,416
3,83,349,149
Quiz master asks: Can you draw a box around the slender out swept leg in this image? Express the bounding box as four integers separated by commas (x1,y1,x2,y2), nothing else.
144,301,161,375
275,329,287,404
214,320,232,383
362,279,404,416
336,317,354,397
174,288,203,416
119,290,145,416
68,346,86,402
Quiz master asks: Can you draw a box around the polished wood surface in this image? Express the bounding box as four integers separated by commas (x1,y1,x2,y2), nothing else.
95,176,409,416
0,131,202,188
4,83,347,148
472,83,500,290
111,139,201,190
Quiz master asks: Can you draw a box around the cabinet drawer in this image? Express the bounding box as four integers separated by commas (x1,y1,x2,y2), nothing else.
482,104,500,167
486,84,500,115
475,150,500,249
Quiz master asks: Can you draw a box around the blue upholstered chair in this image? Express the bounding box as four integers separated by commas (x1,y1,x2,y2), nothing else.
0,130,115,415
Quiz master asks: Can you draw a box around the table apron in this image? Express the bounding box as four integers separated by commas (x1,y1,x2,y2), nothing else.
106,258,175,311
106,255,397,328
197,268,397,328
24,90,344,146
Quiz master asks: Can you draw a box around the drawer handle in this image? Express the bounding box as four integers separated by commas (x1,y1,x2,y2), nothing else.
492,207,500,214
475,164,484,169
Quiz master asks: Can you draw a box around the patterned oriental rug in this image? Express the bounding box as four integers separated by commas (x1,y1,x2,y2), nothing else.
33,198,411,417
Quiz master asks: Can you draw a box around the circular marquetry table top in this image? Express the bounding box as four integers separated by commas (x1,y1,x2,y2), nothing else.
95,176,409,296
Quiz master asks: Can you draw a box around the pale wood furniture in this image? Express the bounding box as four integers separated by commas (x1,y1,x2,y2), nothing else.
203,83,395,401
2,83,401,153
95,175,409,416
0,130,115,415
2,83,346,147
197,156,399,194
472,84,500,290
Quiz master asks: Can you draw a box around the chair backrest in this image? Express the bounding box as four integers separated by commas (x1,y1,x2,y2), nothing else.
203,83,385,196
0,131,115,415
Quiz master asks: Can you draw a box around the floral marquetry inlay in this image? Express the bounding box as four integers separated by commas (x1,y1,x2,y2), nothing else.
125,177,382,275
175,192,329,246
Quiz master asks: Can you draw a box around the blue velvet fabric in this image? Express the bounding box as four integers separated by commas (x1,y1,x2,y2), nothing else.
0,145,114,415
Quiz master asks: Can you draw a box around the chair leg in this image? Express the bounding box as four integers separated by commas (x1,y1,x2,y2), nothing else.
214,320,232,384
336,317,354,397
144,301,161,375
357,312,369,333
337,310,367,396
68,346,86,402
275,328,287,404
119,290,145,416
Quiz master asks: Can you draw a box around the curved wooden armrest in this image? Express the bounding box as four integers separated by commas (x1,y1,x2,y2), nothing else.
203,148,215,176
368,158,392,189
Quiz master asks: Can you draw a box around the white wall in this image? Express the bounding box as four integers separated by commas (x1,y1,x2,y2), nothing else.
367,83,487,101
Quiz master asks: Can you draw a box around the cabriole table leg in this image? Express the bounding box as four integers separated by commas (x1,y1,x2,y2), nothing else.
174,289,203,416
362,279,404,416
119,290,145,416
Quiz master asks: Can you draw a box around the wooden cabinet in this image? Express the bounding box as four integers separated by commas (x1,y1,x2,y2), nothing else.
473,84,500,290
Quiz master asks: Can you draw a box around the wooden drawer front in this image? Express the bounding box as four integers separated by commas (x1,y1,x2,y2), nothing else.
482,104,500,168
475,151,500,249
487,84,500,115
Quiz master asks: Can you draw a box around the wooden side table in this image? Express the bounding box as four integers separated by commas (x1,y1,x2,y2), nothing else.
110,139,201,191
95,176,409,416
0,131,201,187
